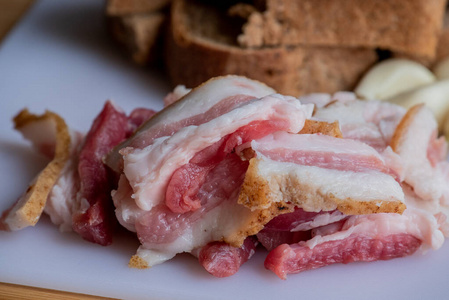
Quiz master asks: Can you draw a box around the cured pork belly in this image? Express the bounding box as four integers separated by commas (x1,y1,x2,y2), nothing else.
238,132,405,215
3,76,448,279
0,110,74,231
112,76,314,268
1,101,156,246
105,76,276,173
71,102,156,245
262,102,449,279
311,96,406,152
71,101,131,245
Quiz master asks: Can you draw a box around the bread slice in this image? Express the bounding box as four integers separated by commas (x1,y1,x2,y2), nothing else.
238,0,446,60
108,13,166,65
165,0,378,96
106,0,170,65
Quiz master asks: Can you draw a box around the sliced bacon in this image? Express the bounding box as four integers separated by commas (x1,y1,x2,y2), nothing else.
250,132,398,179
238,132,405,215
391,104,446,203
265,233,421,279
106,76,276,173
132,153,253,266
121,94,312,213
313,98,406,152
198,236,258,278
72,101,129,246
256,208,346,251
166,120,293,214
0,109,72,231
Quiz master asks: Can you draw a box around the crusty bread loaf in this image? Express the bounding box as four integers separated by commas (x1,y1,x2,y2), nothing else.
165,0,378,96
238,0,447,61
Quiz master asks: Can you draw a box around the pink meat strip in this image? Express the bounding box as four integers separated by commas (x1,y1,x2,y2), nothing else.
136,153,249,246
165,119,290,214
250,132,399,180
265,233,421,280
72,102,156,246
72,101,129,245
110,94,256,169
197,236,258,278
257,208,346,251
106,76,276,173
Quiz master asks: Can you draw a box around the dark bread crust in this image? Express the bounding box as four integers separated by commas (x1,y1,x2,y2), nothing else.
165,0,378,96
240,0,446,60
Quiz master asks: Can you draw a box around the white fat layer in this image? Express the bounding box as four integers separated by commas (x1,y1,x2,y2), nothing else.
251,131,384,158
135,246,176,267
292,211,346,232
44,131,83,232
313,100,405,149
123,95,313,211
135,194,256,267
112,175,143,232
396,106,444,202
112,76,275,155
256,159,404,208
307,208,445,251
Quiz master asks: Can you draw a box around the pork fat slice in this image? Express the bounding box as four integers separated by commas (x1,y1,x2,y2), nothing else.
113,77,314,268
238,132,405,215
262,98,449,279
0,110,74,231
106,76,276,173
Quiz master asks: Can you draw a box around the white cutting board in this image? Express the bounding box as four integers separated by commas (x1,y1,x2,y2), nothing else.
0,1,448,299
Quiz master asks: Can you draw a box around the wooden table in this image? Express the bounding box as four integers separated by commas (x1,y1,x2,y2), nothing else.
0,1,115,299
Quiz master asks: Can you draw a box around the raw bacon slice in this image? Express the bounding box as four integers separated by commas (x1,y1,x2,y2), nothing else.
391,104,447,203
257,208,346,251
238,132,405,215
264,206,447,279
312,97,406,152
44,132,84,232
265,233,421,279
106,76,276,173
113,78,314,268
121,94,313,213
72,101,130,246
0,109,73,231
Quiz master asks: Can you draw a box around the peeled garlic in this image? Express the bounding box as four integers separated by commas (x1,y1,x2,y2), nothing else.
355,59,436,100
433,57,449,80
387,79,449,130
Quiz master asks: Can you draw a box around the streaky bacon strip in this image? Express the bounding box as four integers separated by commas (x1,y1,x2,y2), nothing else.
136,153,249,246
256,208,345,251
198,236,258,278
107,94,258,172
166,120,289,214
251,132,399,180
72,101,131,246
265,233,421,279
